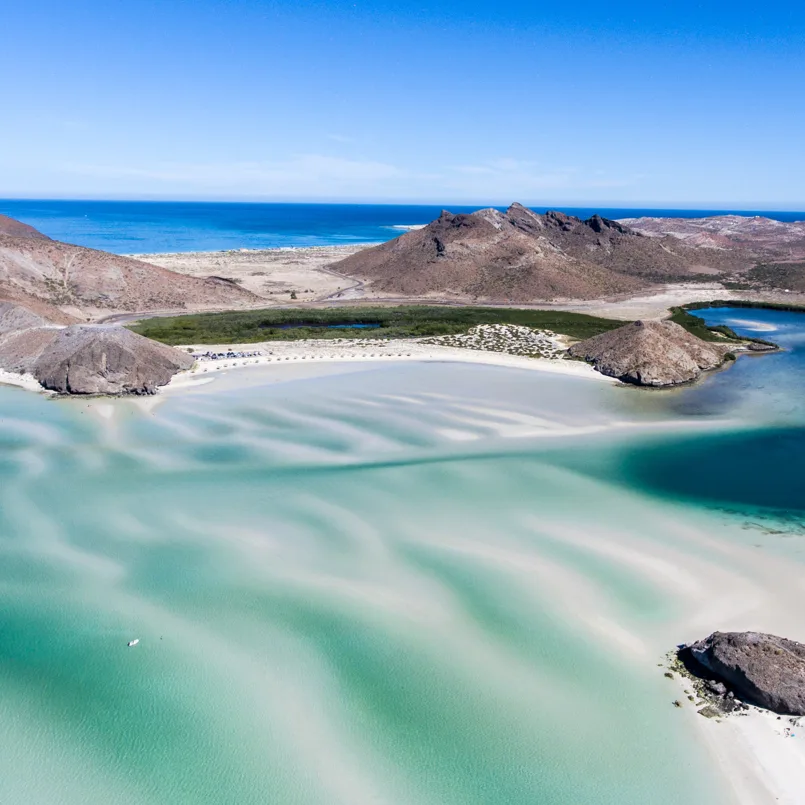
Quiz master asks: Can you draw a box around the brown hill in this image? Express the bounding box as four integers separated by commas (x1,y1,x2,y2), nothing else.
0,214,51,240
619,215,805,261
568,319,729,386
329,203,745,303
0,215,258,319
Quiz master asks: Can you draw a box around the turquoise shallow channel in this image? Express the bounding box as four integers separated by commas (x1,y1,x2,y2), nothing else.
1,307,804,805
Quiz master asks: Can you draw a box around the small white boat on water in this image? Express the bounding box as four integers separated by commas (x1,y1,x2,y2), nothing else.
127,639,140,647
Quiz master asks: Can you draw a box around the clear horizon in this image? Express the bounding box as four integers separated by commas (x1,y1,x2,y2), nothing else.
3,1,804,206
3,197,805,214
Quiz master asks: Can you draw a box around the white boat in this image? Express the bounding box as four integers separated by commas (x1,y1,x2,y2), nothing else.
127,639,140,647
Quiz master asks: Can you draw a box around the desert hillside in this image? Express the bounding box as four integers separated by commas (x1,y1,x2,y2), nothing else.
329,203,750,303
619,215,805,260
0,215,258,320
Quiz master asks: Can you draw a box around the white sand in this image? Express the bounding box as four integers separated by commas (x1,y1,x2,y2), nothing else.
3,325,802,803
693,709,805,805
164,337,614,394
0,369,48,393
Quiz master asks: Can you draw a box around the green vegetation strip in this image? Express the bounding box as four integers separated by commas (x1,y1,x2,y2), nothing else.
129,305,625,345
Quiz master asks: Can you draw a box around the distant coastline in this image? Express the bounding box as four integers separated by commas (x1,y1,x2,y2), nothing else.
1,199,803,255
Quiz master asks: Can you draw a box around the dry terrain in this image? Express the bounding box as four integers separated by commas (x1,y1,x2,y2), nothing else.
329,204,754,304
128,244,371,303
620,215,805,260
0,216,257,322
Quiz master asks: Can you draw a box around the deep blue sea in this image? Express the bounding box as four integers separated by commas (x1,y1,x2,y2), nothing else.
1,200,803,254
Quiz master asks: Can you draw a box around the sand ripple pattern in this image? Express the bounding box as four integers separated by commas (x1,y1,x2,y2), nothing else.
1,364,797,805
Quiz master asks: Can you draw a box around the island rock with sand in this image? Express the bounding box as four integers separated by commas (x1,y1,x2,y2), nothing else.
683,631,805,716
31,325,194,394
567,319,728,386
0,312,194,395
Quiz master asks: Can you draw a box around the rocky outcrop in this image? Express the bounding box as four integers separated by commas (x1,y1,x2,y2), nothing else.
28,325,193,394
329,202,745,303
685,631,805,716
567,320,729,386
0,316,194,395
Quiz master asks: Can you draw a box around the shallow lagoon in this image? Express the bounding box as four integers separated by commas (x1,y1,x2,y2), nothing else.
1,311,804,804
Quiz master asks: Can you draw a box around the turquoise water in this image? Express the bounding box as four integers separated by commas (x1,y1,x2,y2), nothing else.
2,199,803,253
613,307,805,522
2,311,805,803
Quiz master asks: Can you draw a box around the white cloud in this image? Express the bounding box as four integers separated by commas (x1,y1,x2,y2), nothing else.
63,154,403,194
51,153,646,202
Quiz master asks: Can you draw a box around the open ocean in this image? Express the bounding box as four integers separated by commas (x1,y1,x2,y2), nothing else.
1,199,804,254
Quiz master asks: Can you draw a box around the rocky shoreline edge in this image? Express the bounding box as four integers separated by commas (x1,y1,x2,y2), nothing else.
663,631,805,726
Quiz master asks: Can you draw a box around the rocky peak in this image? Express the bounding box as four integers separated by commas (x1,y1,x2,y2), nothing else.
586,214,637,236
472,208,507,229
543,210,580,232
505,202,545,234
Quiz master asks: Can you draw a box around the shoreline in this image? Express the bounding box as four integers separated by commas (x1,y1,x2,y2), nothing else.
0,369,48,393
164,338,616,394
687,702,805,805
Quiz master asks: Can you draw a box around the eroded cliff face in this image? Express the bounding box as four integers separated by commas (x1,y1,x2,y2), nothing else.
568,320,729,386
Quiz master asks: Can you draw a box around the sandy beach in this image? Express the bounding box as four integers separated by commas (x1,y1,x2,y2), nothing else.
0,368,48,393
164,336,615,394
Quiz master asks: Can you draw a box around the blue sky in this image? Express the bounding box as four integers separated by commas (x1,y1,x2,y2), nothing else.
2,0,804,206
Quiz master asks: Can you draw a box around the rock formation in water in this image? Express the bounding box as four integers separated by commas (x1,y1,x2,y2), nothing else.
684,631,805,716
567,320,729,386
18,325,193,394
0,213,258,319
329,203,747,303
0,298,194,394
